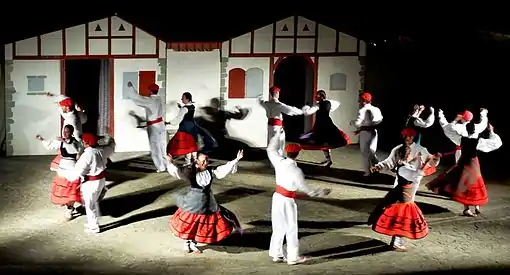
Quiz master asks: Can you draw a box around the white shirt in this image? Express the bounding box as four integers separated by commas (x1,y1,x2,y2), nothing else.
168,103,193,125
54,95,87,141
352,103,383,128
267,131,322,196
375,143,439,184
259,99,303,121
62,136,115,181
126,87,164,122
438,109,489,144
167,159,239,185
302,99,340,115
41,138,83,171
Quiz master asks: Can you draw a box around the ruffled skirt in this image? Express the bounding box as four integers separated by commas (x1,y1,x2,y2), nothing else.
51,174,82,205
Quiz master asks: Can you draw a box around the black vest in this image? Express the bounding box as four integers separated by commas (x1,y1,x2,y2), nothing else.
182,105,195,121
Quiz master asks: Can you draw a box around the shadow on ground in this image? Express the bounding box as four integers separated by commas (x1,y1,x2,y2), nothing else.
386,267,510,275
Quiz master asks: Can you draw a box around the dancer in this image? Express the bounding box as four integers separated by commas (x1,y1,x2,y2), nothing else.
350,92,383,176
299,90,351,167
46,93,87,141
369,128,441,251
404,105,436,176
166,92,217,165
125,81,168,173
36,124,83,220
167,150,244,253
405,105,435,145
426,120,501,217
437,108,488,163
267,129,331,265
61,133,115,234
259,86,304,156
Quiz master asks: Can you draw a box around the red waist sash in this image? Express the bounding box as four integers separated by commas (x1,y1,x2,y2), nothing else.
147,117,163,126
84,170,106,182
455,145,462,150
268,118,283,126
275,185,308,199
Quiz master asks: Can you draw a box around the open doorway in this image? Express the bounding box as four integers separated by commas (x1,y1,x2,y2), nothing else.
273,56,315,142
64,59,111,136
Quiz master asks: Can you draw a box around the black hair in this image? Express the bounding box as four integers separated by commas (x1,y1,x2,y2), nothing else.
466,121,475,136
287,152,299,159
64,124,75,133
182,92,193,102
317,90,327,98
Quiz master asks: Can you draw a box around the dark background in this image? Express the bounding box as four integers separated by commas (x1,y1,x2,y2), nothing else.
1,7,509,179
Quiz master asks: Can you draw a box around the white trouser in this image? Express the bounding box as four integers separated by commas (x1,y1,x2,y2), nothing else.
80,178,106,230
269,193,299,262
267,125,286,157
147,123,168,171
359,130,378,173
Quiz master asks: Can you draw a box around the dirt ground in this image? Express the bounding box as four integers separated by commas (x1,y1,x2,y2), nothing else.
1,145,509,275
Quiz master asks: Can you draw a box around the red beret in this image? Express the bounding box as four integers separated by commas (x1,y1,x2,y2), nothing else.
285,143,302,153
360,92,372,103
461,110,473,121
270,86,281,94
401,128,417,137
82,133,98,147
148,83,160,92
59,97,73,107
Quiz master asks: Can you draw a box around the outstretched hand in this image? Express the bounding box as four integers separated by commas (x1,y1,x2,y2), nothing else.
36,135,43,141
236,150,244,161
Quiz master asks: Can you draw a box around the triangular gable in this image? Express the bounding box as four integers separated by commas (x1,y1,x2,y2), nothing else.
225,15,364,56
5,15,166,60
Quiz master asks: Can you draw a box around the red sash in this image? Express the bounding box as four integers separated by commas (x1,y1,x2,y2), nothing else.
147,117,163,126
84,171,106,182
275,185,307,199
455,145,462,150
268,118,283,126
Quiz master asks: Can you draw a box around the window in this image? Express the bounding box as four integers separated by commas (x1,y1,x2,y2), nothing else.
330,73,347,91
245,68,264,98
122,72,138,99
228,68,246,98
27,75,46,92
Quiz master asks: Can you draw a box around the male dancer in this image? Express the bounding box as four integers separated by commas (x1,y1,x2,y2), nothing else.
350,92,383,176
267,129,331,265
259,87,304,156
126,81,168,172
61,133,115,234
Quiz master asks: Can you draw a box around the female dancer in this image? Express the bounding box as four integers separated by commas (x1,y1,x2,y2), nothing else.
167,150,244,253
426,117,502,217
369,128,441,251
299,90,351,167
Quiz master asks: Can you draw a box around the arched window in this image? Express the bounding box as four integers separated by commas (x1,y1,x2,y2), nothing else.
245,68,264,98
330,73,347,91
228,68,246,98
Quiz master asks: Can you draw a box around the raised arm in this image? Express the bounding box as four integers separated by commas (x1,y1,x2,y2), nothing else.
212,150,243,179
441,122,462,146
474,109,489,135
437,109,450,127
168,107,189,125
413,107,435,128
477,126,502,153
267,129,285,165
125,84,153,108
278,102,304,116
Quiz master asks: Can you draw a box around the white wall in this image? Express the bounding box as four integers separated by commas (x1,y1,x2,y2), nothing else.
165,50,221,129
317,56,361,143
9,60,61,155
224,57,270,148
113,58,161,152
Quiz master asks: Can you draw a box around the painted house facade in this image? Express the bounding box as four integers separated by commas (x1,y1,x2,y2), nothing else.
3,15,366,156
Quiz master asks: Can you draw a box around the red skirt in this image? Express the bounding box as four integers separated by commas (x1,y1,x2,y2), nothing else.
299,128,351,150
167,132,198,157
170,208,233,244
422,164,437,176
373,202,429,240
51,174,82,205
50,154,62,171
426,157,488,206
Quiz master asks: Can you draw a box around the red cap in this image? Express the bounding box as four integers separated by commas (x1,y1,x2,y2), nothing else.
285,143,302,153
401,127,417,137
82,133,98,146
